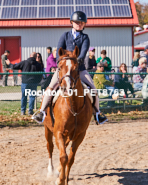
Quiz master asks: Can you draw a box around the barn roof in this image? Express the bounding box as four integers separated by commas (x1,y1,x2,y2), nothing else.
0,0,139,28
134,41,148,50
134,30,148,37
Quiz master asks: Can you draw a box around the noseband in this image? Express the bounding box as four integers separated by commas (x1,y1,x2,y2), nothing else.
57,57,79,89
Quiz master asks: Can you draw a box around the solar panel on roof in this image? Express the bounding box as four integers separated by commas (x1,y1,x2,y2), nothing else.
75,0,91,4
39,7,55,18
94,6,111,17
113,5,130,16
21,0,38,5
58,6,74,17
57,0,73,5
3,0,19,6
76,6,93,17
93,0,109,4
2,7,19,18
111,0,128,4
39,0,55,5
20,7,37,18
0,0,132,19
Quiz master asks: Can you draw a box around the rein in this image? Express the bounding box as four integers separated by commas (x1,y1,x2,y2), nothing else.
58,56,85,140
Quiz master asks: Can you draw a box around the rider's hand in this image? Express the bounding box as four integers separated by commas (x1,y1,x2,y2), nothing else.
77,58,83,65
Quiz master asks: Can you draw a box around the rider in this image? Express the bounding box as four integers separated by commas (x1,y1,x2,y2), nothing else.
33,11,108,124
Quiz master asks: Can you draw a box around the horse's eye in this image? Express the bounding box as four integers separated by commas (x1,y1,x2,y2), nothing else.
58,67,61,71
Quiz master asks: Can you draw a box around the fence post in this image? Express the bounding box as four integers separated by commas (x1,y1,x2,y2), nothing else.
35,96,37,110
123,101,126,110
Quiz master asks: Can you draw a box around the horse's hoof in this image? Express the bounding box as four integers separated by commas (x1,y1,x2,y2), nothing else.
47,172,54,178
55,178,60,185
55,178,65,185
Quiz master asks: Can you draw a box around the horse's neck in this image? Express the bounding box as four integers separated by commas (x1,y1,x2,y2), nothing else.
71,79,84,107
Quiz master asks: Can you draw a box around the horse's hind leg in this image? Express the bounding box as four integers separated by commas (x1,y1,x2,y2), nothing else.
44,125,54,177
65,131,86,185
55,131,68,185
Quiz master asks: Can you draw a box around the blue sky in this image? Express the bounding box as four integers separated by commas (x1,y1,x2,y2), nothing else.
134,0,148,3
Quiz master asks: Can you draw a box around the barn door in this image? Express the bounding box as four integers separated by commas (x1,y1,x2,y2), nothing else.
0,37,21,73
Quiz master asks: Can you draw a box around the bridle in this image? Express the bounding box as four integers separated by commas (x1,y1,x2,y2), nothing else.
57,56,86,140
57,57,79,90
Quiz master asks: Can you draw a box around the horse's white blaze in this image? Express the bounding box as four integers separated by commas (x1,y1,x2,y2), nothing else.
65,59,72,91
47,158,54,177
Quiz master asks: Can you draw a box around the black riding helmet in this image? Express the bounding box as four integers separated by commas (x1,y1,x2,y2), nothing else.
70,11,87,23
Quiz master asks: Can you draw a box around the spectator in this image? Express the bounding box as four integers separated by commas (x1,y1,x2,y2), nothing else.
36,52,47,88
131,52,140,72
133,57,147,90
84,47,96,75
6,52,42,115
41,67,56,91
1,50,10,87
142,68,148,100
96,50,112,72
93,62,115,106
36,53,44,71
114,63,134,97
140,45,148,65
47,46,52,57
46,48,57,77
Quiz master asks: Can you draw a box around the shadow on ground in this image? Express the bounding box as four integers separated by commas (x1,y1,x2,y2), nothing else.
79,168,148,185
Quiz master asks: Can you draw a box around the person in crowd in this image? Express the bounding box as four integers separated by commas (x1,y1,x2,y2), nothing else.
114,63,134,98
6,52,42,115
36,52,47,88
41,67,56,91
93,62,115,106
96,50,112,72
84,47,96,77
36,53,44,71
46,48,57,77
33,11,108,124
140,45,148,65
131,52,140,72
1,50,10,87
133,57,147,90
142,68,148,102
47,46,52,57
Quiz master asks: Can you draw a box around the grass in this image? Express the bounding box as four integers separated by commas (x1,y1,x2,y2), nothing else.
99,99,143,108
0,99,148,127
0,100,41,127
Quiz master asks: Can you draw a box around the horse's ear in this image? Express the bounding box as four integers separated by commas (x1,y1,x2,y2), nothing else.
73,46,79,58
58,47,64,57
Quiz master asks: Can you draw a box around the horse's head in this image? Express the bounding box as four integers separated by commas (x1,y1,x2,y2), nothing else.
58,46,79,96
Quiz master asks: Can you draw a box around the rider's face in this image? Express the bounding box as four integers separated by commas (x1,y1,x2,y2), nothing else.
72,21,86,31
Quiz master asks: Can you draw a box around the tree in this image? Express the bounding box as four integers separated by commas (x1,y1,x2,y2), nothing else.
135,1,148,27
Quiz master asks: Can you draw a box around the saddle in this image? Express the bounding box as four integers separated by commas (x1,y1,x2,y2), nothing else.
49,82,96,126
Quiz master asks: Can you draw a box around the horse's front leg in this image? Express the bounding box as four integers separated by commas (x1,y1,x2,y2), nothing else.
65,131,86,185
55,131,68,185
44,125,54,177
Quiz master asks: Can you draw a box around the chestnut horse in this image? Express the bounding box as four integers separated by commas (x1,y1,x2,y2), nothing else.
44,46,93,185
